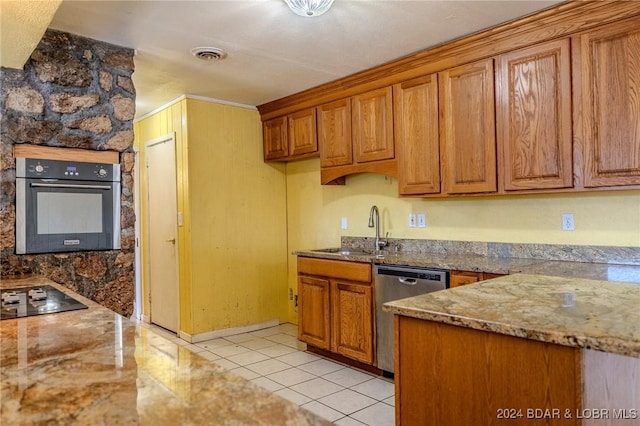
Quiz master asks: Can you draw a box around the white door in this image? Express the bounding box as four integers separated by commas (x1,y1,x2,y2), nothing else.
145,134,179,333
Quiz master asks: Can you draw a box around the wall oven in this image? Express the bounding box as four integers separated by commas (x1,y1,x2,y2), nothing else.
15,157,121,254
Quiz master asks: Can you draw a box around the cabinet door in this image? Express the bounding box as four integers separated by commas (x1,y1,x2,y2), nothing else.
352,86,395,163
263,116,288,161
394,74,441,195
574,20,640,187
450,271,482,288
331,280,374,364
497,39,573,191
298,275,330,350
440,59,497,194
318,99,352,167
288,108,318,157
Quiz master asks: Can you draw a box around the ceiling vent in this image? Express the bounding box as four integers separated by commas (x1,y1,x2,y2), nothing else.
191,47,227,61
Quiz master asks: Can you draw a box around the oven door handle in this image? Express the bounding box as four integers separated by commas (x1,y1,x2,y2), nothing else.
30,183,112,190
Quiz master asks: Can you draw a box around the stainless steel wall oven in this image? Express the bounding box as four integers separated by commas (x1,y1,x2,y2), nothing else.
15,157,121,254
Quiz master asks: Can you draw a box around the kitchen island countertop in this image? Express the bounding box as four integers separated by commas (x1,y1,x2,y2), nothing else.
0,275,330,426
383,273,640,358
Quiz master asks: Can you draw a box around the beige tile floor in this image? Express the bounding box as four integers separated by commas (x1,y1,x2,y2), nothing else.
144,322,395,426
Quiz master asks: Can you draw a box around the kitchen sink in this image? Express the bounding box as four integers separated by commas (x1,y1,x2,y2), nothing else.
310,248,387,257
311,248,375,256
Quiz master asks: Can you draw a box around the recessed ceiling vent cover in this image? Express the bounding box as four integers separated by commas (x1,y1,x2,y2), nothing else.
191,47,227,61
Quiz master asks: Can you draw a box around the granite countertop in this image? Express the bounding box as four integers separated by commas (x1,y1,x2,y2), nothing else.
383,273,640,358
294,249,640,283
0,276,330,426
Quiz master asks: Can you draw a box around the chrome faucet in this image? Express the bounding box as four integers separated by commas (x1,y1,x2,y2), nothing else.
368,205,387,251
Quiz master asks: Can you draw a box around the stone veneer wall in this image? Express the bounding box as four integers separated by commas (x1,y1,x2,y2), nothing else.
0,29,136,317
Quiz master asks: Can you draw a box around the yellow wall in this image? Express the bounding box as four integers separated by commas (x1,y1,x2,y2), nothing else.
136,101,640,327
185,99,288,334
134,98,289,336
285,157,640,321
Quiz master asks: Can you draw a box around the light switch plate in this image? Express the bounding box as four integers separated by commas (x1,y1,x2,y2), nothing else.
409,214,417,228
418,213,426,228
341,217,348,230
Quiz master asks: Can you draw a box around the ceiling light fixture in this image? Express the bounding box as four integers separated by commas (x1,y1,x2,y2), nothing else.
190,47,227,61
284,0,335,17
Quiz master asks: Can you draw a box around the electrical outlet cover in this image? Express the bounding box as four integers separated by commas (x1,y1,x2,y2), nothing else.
409,214,417,228
418,213,426,228
562,213,574,231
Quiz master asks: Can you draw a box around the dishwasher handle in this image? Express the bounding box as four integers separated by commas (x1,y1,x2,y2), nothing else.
398,277,418,285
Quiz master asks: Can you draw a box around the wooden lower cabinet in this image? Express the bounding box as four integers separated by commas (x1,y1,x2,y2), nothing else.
298,275,330,350
450,270,505,287
297,257,375,365
395,316,640,426
331,280,373,363
395,316,581,426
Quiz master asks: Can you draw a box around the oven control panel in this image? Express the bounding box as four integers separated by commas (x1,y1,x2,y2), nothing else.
16,158,121,182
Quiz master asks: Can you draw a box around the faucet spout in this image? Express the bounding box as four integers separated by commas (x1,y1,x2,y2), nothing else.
368,205,387,251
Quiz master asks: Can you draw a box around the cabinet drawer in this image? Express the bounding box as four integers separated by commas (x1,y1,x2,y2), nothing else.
298,257,371,283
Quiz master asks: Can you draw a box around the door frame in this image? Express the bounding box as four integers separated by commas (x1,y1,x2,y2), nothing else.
144,133,180,332
133,146,142,321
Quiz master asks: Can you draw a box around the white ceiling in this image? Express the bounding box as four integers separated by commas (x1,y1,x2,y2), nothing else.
49,0,562,118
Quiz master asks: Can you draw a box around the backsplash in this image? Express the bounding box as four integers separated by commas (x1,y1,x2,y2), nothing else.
341,237,640,266
0,29,136,317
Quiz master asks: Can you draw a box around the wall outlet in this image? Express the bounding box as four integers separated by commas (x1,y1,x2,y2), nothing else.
418,213,426,228
408,213,417,228
562,213,575,231
341,217,348,230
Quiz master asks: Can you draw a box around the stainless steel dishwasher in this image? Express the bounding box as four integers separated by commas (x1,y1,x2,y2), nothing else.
375,264,449,375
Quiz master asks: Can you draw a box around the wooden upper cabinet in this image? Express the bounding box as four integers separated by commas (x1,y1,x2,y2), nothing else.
496,39,573,191
352,87,395,163
318,98,353,167
263,116,288,161
288,108,318,157
394,74,441,195
263,108,317,161
574,19,640,188
440,59,497,194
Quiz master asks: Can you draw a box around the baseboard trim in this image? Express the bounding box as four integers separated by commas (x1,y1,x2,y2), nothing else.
179,318,281,343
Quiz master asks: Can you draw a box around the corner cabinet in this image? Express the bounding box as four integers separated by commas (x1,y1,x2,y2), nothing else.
440,59,497,195
496,39,573,191
573,19,640,188
297,257,374,365
450,271,506,287
263,108,318,162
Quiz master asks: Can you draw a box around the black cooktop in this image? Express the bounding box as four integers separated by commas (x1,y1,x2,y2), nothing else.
0,285,88,320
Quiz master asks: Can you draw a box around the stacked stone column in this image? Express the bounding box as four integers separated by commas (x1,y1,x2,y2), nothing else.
0,29,136,317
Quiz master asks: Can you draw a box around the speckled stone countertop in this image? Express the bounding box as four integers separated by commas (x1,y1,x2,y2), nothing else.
383,273,640,358
0,276,330,426
294,249,640,283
